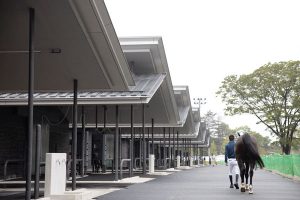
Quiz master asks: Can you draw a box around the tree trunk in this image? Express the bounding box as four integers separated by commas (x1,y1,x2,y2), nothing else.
281,144,291,155
285,144,291,155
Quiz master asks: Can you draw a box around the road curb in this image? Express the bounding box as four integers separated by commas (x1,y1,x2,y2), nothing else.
264,169,300,182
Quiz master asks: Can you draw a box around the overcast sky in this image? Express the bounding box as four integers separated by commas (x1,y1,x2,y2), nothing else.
105,0,300,138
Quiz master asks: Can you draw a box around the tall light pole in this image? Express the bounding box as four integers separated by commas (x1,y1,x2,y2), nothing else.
193,97,207,165
193,97,207,122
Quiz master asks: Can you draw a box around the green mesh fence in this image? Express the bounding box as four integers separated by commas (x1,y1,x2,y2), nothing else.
217,160,225,165
262,154,300,177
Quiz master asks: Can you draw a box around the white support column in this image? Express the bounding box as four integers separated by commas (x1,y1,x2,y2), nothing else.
45,153,66,197
176,155,180,168
149,154,155,173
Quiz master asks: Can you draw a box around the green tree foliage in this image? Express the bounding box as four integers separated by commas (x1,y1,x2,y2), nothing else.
269,141,282,154
217,61,300,154
203,111,231,155
210,140,217,156
250,132,271,155
291,131,300,153
229,126,278,155
203,111,218,134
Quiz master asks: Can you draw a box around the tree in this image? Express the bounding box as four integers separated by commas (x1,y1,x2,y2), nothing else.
291,131,300,153
250,132,271,155
210,140,217,156
203,111,233,155
217,61,300,154
215,122,231,154
269,141,282,154
232,126,275,155
203,111,218,135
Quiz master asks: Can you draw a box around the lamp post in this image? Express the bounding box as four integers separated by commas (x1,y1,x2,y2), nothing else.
193,97,207,122
193,97,207,163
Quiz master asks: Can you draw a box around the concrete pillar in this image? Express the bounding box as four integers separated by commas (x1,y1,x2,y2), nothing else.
189,156,193,167
176,155,180,168
45,153,66,197
149,154,155,173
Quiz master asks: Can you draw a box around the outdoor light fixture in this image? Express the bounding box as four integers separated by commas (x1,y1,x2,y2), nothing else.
50,48,62,54
193,97,207,106
193,97,206,102
193,97,207,121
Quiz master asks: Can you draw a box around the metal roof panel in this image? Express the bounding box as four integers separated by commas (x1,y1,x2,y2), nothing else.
0,74,165,105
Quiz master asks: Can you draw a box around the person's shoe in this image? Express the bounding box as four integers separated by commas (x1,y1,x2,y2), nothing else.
234,183,239,189
230,184,234,188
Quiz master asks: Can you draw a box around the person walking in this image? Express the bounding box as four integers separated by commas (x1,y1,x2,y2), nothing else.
225,134,239,189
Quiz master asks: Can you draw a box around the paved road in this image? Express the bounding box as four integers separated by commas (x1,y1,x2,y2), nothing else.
95,165,300,200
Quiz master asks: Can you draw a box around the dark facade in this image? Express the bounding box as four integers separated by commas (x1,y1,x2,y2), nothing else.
0,106,70,180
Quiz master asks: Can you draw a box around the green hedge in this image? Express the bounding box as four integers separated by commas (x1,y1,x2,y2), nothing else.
262,154,300,177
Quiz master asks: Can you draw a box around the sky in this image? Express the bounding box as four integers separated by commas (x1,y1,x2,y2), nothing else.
105,0,300,139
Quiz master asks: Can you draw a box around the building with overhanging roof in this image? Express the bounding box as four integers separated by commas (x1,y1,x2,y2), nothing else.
0,1,210,199
0,0,135,92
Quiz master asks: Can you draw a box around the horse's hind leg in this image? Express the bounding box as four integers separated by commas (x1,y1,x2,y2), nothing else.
245,162,249,190
249,162,255,194
238,160,246,192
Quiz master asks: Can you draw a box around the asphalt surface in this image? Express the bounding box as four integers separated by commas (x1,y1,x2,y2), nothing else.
95,165,300,200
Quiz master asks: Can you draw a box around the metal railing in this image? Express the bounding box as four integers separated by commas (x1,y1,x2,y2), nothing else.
120,159,132,179
3,159,24,181
134,157,140,169
66,159,82,180
134,157,149,169
105,158,114,173
156,158,171,169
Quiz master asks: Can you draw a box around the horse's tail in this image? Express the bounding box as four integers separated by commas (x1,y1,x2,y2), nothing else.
242,133,265,168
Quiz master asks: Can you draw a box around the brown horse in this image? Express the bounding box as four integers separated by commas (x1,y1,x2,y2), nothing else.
235,133,264,194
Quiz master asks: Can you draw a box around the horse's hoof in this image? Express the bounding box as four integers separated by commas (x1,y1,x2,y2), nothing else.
245,184,249,190
248,185,253,194
240,183,245,192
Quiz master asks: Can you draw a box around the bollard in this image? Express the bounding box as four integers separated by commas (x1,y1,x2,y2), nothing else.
45,153,66,197
189,156,193,167
149,154,155,173
176,155,180,168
